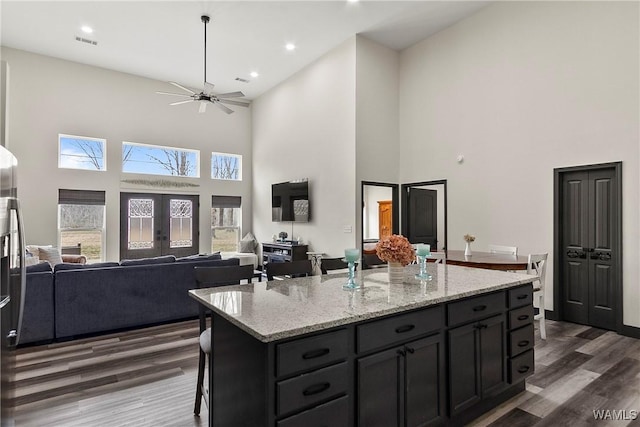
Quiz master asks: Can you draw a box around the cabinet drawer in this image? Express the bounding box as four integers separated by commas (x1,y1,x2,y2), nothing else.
357,306,443,354
509,324,534,357
509,305,534,330
509,349,534,383
277,329,349,377
276,362,348,416
447,292,505,327
277,395,349,427
508,285,533,308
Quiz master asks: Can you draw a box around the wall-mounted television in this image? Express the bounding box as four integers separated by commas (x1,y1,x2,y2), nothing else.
272,179,310,222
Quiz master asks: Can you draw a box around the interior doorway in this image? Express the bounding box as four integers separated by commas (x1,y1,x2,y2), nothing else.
120,193,200,260
554,162,622,332
361,182,399,268
401,180,447,251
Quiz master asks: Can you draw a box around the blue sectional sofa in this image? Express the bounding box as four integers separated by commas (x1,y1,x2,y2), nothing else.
20,254,239,345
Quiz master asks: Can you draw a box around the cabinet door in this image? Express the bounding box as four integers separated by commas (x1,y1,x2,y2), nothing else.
404,334,445,427
357,346,401,427
479,314,507,397
448,323,481,416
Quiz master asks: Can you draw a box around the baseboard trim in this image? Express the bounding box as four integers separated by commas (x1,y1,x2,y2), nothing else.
621,324,640,339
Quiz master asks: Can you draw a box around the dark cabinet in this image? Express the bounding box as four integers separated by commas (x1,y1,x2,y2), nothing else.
262,243,308,267
358,334,445,427
448,314,506,416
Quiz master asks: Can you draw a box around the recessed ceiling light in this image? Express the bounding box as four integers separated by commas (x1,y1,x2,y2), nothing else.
81,25,93,34
347,0,359,3
250,71,259,78
285,43,296,51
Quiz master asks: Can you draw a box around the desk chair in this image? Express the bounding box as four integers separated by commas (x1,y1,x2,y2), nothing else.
320,257,356,274
193,264,255,416
265,259,313,281
428,252,446,264
488,244,518,256
527,253,548,340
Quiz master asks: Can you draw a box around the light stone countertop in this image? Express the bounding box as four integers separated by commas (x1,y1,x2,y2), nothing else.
188,264,535,343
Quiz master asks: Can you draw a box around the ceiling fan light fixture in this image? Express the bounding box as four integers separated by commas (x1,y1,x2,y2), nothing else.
155,14,250,114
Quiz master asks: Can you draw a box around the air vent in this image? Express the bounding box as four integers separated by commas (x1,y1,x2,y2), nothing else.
235,77,250,83
75,36,98,46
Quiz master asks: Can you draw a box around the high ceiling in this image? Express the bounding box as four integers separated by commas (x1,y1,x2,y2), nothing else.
0,1,490,100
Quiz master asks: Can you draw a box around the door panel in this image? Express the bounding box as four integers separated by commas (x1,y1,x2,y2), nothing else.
560,167,618,330
405,334,445,427
120,193,199,260
357,347,401,427
448,323,480,416
407,188,437,248
479,315,506,397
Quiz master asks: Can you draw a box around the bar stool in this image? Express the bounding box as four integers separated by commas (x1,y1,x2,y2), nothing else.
527,253,548,340
193,264,255,416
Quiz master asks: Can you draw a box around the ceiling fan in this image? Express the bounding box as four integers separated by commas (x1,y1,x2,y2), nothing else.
156,15,250,114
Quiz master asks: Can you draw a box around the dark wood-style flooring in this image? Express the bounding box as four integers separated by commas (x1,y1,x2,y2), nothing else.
11,319,640,426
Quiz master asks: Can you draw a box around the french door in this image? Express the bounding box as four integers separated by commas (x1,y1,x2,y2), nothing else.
120,193,199,260
556,164,621,331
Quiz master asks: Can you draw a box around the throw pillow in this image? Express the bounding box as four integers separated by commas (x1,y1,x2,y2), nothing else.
239,232,258,254
37,246,63,266
25,252,40,267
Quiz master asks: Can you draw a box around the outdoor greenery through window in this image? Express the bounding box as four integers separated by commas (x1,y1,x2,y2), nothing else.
211,152,241,180
123,142,200,177
59,134,106,171
58,190,106,263
211,196,241,252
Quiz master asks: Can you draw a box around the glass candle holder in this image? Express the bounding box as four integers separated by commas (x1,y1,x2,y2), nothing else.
415,244,432,280
343,248,360,290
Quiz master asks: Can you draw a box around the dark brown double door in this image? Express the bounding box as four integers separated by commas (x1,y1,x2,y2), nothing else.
559,165,620,331
120,193,199,260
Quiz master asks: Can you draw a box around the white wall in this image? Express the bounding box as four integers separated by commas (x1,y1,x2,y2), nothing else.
399,2,639,326
355,36,400,246
252,38,357,258
2,47,253,261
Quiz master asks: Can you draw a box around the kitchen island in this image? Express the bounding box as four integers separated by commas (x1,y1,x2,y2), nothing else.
189,263,536,427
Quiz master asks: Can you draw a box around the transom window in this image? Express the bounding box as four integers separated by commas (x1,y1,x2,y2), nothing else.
211,152,241,180
123,141,200,178
58,134,106,171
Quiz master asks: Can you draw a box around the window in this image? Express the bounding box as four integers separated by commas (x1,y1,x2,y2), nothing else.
59,134,106,171
211,152,241,180
122,142,200,178
211,196,241,252
58,189,106,263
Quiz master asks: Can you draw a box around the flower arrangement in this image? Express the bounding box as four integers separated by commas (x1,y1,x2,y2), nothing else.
463,234,476,243
375,234,416,266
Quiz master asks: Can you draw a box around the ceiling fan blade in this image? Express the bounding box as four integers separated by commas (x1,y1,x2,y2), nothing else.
214,102,234,114
218,99,250,107
156,91,192,97
169,81,196,95
204,81,215,94
216,91,245,99
199,102,207,113
170,100,194,106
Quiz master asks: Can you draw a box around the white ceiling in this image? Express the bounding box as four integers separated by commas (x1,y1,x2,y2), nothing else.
0,1,490,100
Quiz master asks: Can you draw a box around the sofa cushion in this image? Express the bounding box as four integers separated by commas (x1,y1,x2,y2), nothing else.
54,262,120,272
176,252,221,262
26,262,53,274
120,255,176,266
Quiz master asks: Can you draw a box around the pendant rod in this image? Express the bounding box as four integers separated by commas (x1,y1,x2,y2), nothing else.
202,15,210,86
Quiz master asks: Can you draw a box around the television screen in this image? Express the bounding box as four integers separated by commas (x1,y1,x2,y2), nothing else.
272,179,310,222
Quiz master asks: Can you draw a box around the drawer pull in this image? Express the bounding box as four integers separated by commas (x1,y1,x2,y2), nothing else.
517,294,528,300
302,348,330,360
395,324,415,334
517,340,530,347
472,305,487,312
302,382,331,397
517,366,530,374
517,314,529,321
